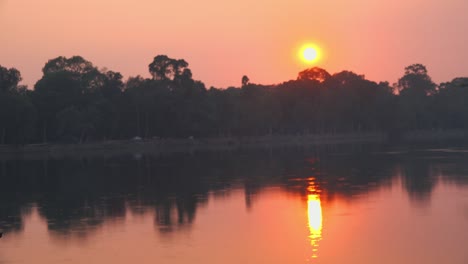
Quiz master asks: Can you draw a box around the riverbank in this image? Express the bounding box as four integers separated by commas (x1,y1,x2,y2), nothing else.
0,132,385,159
0,129,466,159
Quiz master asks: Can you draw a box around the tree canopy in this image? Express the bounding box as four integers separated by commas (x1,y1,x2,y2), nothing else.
0,57,466,145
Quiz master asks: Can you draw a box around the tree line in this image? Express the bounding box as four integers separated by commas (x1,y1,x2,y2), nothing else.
1,55,467,145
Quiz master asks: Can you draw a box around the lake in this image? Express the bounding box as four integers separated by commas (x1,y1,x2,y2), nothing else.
1,145,468,263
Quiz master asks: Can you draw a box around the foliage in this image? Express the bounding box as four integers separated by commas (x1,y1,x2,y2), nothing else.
0,58,466,145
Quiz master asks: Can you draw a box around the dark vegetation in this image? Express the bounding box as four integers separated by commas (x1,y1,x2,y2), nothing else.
1,55,468,145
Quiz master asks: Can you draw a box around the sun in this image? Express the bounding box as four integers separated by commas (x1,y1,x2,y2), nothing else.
304,47,318,61
300,44,321,63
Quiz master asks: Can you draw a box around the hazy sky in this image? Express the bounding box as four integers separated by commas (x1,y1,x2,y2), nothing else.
1,0,467,88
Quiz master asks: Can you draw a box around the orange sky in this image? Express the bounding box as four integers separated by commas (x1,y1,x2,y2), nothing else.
1,0,467,88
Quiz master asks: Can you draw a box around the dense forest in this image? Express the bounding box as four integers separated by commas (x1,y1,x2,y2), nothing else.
1,55,467,145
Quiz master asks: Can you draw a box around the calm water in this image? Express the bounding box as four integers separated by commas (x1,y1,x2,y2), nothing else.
1,146,468,263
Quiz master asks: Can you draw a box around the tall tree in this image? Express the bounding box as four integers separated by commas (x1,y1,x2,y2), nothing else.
396,64,437,130
397,64,436,96
33,56,122,142
241,75,250,87
0,66,36,144
148,55,189,81
0,67,22,93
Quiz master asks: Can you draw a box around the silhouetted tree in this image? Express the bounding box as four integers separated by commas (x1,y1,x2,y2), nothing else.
397,64,436,96
0,65,36,144
148,55,189,82
297,67,331,82
33,56,123,142
0,58,466,144
241,75,250,87
0,66,22,93
396,64,437,130
434,77,468,129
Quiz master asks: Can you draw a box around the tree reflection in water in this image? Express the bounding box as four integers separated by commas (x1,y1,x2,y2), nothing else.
0,146,468,241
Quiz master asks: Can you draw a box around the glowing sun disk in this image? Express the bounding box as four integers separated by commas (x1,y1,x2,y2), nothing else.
299,44,321,64
304,48,318,61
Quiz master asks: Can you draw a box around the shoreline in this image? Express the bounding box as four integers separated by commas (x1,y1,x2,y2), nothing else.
0,130,466,159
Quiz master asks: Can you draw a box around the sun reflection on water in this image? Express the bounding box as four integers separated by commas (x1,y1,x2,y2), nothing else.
307,194,323,259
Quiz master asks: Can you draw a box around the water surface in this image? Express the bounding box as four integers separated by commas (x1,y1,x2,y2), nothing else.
1,147,468,263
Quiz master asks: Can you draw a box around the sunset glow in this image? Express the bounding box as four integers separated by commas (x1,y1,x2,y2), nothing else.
307,194,323,258
1,1,468,87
